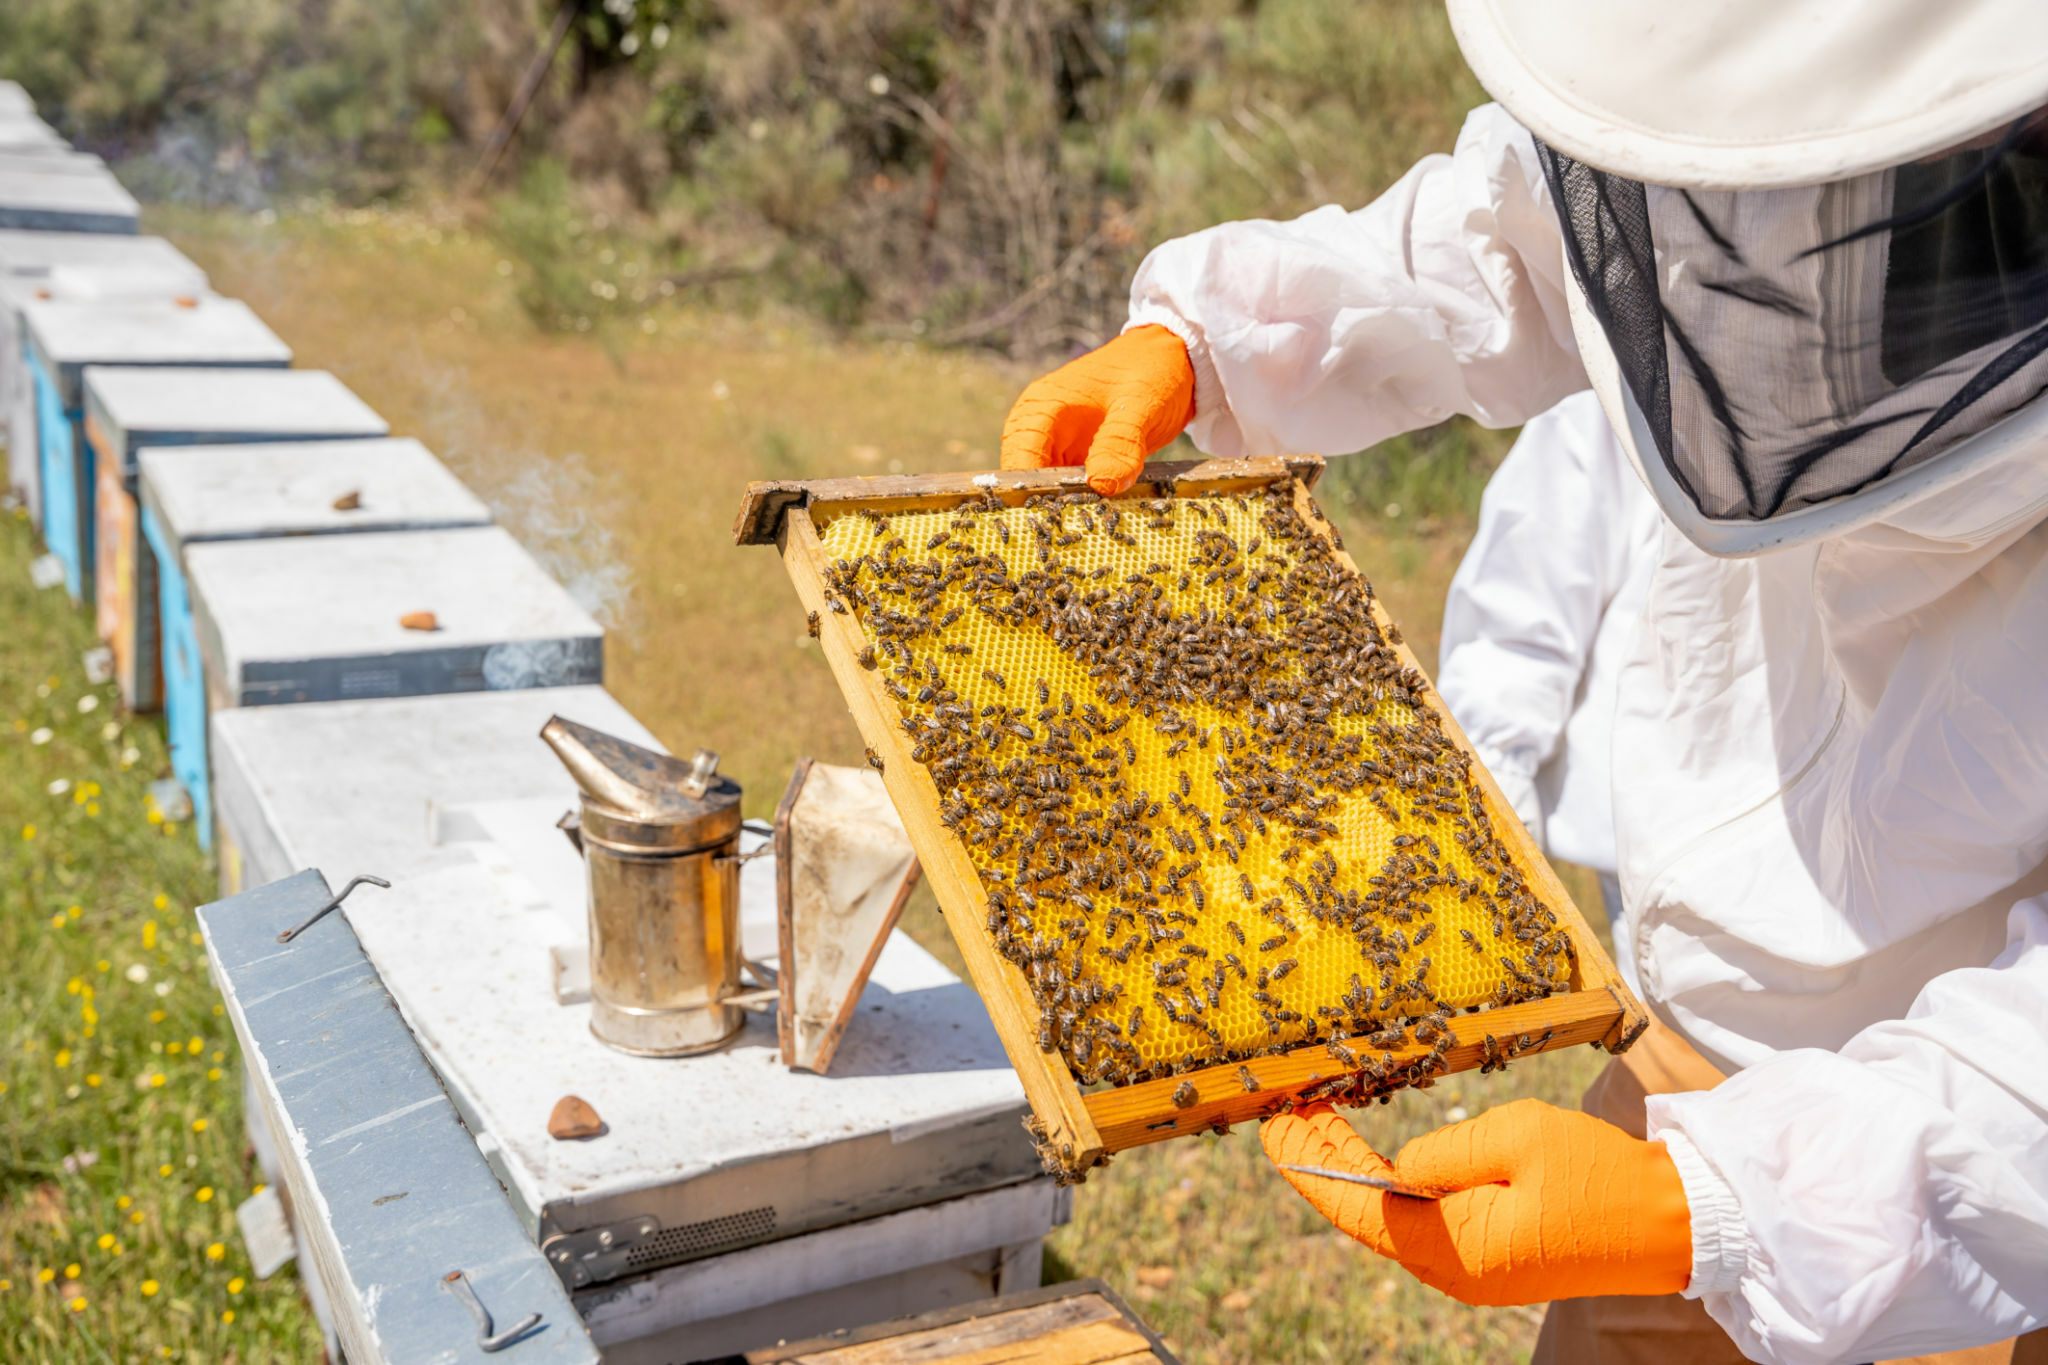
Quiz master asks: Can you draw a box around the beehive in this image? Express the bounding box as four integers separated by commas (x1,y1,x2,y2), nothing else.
739,457,1645,1179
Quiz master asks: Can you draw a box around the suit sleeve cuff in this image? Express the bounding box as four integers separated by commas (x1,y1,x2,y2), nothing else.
1649,1121,1749,1298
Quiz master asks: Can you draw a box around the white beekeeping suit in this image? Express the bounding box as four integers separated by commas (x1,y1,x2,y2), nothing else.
1116,1,2048,1356
1435,392,1661,993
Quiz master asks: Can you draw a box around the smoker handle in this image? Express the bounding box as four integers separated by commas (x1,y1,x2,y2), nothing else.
715,845,773,866
556,809,583,855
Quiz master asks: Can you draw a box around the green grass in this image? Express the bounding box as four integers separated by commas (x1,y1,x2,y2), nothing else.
0,508,322,1361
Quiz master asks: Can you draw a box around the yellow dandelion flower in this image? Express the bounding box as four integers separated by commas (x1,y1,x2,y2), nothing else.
142,921,156,950
252,1184,266,1195
117,1195,130,1209
187,1036,202,1053
221,1309,234,1324
22,824,35,840
129,1211,143,1224
140,1279,159,1297
228,1277,245,1294
64,1263,80,1279
159,1164,173,1177
153,893,167,909
164,822,179,837
149,1074,165,1088
85,802,99,816
212,1004,225,1017
55,1049,70,1067
95,959,108,972
66,978,82,995
192,1118,209,1133
188,931,203,946
166,1041,183,1056
196,1187,213,1203
49,913,64,928
96,1233,113,1250
69,1296,86,1312
84,782,99,797
37,1268,54,1283
86,1074,101,1087
67,905,80,919
150,1010,166,1023
207,1069,222,1081
205,1243,225,1261
1,1278,10,1290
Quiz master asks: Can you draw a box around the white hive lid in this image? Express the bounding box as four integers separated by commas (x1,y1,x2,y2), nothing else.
84,366,386,453
139,437,490,551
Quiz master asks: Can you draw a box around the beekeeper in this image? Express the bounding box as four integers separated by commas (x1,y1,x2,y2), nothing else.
999,2,2048,1361
1436,391,1660,996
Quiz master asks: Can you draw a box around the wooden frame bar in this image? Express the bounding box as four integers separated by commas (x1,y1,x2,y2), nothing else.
741,457,1647,1176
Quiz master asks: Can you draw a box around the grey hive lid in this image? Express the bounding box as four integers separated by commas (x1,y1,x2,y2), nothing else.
85,367,386,450
0,150,106,177
0,167,139,227
23,297,291,406
0,232,201,280
0,82,32,119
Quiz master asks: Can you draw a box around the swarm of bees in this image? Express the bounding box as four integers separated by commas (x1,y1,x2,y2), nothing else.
816,482,1572,1113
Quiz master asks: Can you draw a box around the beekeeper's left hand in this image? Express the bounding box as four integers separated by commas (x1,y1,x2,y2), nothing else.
1261,1099,1692,1305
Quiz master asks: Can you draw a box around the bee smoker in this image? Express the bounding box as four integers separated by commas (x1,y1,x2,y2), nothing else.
541,715,752,1057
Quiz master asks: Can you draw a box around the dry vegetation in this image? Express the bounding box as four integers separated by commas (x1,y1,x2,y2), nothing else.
123,203,1606,1364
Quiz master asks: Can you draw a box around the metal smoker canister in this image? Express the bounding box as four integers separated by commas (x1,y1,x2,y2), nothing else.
542,715,746,1056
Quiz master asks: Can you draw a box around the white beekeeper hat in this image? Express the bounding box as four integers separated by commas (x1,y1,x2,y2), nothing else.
1448,0,2048,555
1447,0,2048,190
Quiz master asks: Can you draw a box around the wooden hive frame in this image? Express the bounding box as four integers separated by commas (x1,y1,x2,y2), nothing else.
737,455,1647,1176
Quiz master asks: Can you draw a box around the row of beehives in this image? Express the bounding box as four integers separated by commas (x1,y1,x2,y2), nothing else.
0,82,605,855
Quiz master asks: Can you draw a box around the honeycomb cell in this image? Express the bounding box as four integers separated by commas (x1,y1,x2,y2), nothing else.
816,485,1569,1086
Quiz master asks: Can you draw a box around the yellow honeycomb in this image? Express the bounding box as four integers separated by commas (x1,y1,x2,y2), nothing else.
816,484,1568,1085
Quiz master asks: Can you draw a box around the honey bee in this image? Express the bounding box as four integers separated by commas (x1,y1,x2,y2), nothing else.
864,748,885,773
1172,1080,1198,1109
807,611,821,638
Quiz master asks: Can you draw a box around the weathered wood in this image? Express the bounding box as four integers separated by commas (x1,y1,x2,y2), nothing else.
753,458,1645,1165
744,1280,1174,1365
777,510,1106,1169
735,455,1326,545
1085,988,1620,1152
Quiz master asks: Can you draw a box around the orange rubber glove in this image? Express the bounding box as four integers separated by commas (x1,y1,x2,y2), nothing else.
1000,324,1196,496
1262,1099,1692,1306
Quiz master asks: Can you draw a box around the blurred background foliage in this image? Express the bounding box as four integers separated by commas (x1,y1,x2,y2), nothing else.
0,0,1486,351
0,0,1508,505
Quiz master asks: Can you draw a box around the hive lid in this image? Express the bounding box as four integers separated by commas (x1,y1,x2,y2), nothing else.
539,715,738,823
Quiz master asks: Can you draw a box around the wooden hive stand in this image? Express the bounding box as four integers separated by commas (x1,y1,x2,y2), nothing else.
737,456,1647,1180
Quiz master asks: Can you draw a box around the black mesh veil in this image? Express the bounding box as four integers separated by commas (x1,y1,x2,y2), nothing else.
1536,120,2048,524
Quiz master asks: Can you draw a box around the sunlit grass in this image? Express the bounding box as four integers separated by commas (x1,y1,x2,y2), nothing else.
0,508,323,1360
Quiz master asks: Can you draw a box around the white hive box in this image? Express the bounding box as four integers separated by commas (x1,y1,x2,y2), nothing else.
0,82,33,119
0,237,208,523
85,367,388,714
0,149,107,177
190,525,600,709
208,687,1054,1363
0,115,67,154
0,163,139,232
140,437,492,849
139,437,490,547
21,296,288,601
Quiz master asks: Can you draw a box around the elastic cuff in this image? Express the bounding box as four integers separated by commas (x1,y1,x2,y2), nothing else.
1125,306,1224,433
1651,1125,1748,1298
1474,748,1544,846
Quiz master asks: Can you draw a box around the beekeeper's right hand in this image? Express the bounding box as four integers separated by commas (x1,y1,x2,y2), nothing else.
1000,324,1195,496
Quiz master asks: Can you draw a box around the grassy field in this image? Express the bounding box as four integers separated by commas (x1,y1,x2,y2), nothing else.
0,203,1609,1363
0,508,324,1360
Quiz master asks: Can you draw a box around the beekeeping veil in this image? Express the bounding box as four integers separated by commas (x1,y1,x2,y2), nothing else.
1449,0,2048,554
